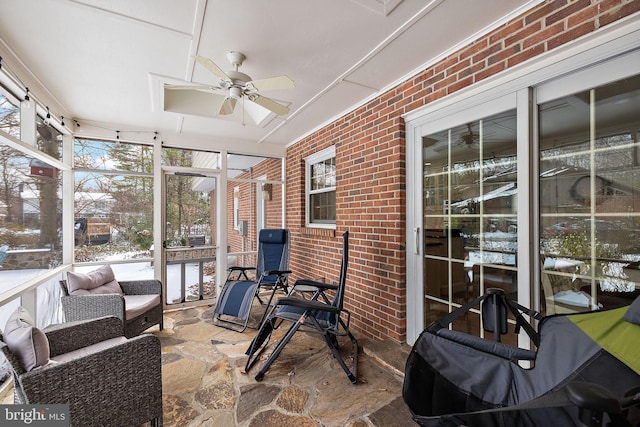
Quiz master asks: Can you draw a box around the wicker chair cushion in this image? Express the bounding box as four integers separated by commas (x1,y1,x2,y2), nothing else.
50,336,128,363
124,295,161,320
1,306,50,371
67,265,124,296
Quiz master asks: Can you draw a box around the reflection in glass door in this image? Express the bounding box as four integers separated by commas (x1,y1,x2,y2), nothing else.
423,110,518,342
539,74,640,316
163,172,217,306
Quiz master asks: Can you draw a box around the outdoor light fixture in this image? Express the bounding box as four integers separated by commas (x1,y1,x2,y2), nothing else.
23,88,31,109
262,183,272,201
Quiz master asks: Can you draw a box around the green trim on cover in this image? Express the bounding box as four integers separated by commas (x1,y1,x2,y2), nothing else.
570,306,640,375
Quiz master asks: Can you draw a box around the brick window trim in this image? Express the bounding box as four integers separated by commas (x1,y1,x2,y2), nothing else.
298,227,337,238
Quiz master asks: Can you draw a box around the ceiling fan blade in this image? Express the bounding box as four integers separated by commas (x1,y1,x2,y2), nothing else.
219,97,237,115
164,83,221,91
246,75,294,92
195,55,231,82
164,88,228,119
250,95,290,116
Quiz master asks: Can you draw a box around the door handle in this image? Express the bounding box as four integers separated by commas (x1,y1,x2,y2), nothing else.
414,227,420,255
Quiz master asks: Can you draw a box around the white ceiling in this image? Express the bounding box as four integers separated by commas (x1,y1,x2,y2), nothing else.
0,0,537,156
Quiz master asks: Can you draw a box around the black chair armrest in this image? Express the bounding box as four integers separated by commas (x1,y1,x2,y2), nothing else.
294,279,339,291
119,279,162,295
228,266,256,272
44,316,124,357
264,270,291,276
275,296,341,313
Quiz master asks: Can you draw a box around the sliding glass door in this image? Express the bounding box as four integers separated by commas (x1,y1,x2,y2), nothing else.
406,48,640,345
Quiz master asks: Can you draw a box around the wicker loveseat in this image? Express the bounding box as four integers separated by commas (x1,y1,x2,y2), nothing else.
60,265,163,338
0,313,163,427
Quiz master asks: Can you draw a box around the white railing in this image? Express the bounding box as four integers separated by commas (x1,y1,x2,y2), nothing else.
0,266,68,401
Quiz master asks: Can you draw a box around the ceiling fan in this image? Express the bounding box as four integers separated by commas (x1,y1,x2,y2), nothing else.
164,51,294,124
458,123,480,147
431,123,480,152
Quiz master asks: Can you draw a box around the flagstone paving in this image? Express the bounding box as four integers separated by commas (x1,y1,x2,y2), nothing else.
1,304,416,426
157,306,416,427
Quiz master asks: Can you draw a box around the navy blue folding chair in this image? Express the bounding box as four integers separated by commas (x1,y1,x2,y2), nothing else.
212,229,291,332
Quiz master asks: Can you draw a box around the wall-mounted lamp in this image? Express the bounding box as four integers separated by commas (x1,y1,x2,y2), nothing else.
23,88,31,109
262,183,272,201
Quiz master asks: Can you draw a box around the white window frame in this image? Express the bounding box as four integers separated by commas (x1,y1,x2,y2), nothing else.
233,185,240,230
305,145,336,229
257,175,267,233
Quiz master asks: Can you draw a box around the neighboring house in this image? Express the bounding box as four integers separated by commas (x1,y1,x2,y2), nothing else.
18,190,114,224
19,187,42,226
74,192,115,218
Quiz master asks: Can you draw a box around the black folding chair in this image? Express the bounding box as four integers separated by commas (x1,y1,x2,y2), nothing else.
244,231,358,384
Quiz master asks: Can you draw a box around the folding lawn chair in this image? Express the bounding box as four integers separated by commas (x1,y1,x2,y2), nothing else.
244,231,358,384
212,228,291,332
403,291,640,426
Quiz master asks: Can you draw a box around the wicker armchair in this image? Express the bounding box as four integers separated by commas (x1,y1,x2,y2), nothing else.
60,278,164,338
0,316,163,427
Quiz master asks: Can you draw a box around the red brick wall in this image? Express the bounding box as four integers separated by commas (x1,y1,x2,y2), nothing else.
286,0,640,343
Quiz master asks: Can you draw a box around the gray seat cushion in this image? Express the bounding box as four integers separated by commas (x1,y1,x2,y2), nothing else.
124,295,161,320
49,337,128,363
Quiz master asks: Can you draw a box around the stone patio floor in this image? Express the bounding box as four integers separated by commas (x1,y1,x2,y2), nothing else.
1,303,416,426
157,305,417,427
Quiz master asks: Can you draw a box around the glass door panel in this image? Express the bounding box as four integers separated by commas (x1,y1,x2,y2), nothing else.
539,74,640,316
163,172,217,306
423,109,518,339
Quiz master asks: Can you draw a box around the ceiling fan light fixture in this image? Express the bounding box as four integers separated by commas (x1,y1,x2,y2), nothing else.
229,86,243,100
